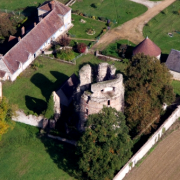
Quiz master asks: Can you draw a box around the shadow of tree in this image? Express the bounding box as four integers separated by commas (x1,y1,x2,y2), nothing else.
40,136,83,180
25,95,47,115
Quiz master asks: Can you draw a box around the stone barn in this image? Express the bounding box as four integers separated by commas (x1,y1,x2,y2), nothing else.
74,63,124,131
133,37,161,60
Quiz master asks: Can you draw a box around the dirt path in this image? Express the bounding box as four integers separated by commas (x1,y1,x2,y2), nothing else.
92,0,176,50
124,128,180,180
130,0,161,9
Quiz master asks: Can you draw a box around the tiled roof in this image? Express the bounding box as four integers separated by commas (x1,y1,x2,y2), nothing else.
133,37,161,57
3,6,64,74
166,49,180,73
0,70,6,78
39,0,71,15
8,35,17,42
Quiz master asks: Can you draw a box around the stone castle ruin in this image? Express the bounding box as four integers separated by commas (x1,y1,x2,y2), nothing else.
75,62,124,131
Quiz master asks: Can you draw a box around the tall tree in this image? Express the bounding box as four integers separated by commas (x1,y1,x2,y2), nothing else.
0,97,16,140
76,107,132,180
125,53,175,134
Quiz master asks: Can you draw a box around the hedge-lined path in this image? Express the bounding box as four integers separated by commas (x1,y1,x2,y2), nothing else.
92,0,176,50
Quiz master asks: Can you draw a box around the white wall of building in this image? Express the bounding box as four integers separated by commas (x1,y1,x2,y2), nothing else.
169,70,180,81
113,106,180,180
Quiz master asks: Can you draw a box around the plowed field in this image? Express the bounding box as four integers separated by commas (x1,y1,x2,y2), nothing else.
124,128,180,180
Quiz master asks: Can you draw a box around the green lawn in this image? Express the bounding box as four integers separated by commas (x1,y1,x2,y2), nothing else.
69,14,106,39
172,80,180,96
71,0,147,26
0,0,68,10
143,0,180,55
3,54,127,115
0,122,77,180
103,39,135,58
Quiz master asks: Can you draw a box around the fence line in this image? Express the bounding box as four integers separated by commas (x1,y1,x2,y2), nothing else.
113,105,180,180
41,53,83,65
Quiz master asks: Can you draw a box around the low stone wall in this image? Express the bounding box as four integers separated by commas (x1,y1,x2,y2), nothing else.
170,70,180,81
66,0,76,6
44,51,53,55
12,110,44,128
113,105,180,180
96,51,121,61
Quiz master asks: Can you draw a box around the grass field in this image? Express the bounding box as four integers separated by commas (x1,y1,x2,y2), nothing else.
172,80,180,96
3,54,127,115
71,0,147,26
69,14,106,39
0,0,68,10
143,0,180,55
0,122,77,180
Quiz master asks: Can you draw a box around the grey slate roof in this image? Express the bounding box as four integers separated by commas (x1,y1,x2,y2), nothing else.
166,49,180,73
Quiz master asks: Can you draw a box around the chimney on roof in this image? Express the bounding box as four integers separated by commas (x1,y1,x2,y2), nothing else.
18,36,21,41
34,22,36,27
21,26,25,37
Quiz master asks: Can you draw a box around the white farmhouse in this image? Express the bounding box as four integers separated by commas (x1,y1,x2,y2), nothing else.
0,0,72,81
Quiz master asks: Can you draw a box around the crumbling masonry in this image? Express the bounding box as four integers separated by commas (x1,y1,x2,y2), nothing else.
75,63,124,131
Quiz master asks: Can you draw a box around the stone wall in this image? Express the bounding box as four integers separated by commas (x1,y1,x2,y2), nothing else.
12,110,44,128
113,106,180,180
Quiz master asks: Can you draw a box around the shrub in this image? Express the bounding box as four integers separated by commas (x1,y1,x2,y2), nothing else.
57,49,75,61
45,94,54,119
59,35,71,47
77,43,86,53
101,49,107,55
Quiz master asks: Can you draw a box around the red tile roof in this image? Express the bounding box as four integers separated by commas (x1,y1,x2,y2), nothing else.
39,0,71,15
133,37,161,57
3,4,64,74
8,35,17,42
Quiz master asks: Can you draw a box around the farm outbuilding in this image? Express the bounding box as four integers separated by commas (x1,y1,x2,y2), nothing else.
133,37,161,60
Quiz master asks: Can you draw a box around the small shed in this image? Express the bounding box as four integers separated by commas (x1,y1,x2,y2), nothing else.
166,49,180,81
56,74,79,107
133,37,161,59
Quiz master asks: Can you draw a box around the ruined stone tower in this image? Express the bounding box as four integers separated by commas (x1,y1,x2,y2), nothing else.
75,62,124,131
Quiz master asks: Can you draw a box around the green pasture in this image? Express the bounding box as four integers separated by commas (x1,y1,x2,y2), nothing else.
71,0,147,26
143,0,180,55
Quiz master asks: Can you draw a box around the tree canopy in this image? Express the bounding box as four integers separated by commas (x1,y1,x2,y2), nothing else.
0,97,16,140
76,107,132,180
125,53,175,134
